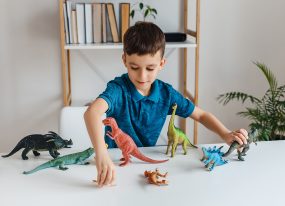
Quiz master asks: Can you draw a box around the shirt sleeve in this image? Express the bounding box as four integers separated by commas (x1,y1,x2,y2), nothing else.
168,85,195,118
97,81,122,116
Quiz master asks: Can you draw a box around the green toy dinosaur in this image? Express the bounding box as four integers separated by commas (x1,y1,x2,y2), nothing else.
166,103,197,157
23,147,94,175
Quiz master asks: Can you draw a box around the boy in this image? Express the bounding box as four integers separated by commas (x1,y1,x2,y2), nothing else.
84,22,248,187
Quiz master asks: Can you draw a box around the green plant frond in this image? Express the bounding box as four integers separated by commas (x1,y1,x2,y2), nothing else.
130,10,135,18
152,8,157,14
217,92,260,105
144,9,149,17
237,108,261,120
249,123,263,130
139,2,144,10
253,61,278,91
218,61,285,141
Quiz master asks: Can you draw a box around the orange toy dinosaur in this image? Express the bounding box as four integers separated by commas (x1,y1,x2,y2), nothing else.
102,117,169,166
144,169,168,186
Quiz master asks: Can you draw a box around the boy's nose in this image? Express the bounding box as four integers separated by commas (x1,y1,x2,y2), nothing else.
138,69,147,80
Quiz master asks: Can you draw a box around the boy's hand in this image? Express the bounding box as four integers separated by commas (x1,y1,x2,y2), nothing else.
222,129,248,146
95,151,116,187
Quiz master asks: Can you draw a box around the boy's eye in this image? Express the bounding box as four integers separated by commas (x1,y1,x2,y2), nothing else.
130,67,139,70
147,68,155,71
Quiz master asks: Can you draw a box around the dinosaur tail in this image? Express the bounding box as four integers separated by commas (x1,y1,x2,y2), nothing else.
23,161,53,175
1,140,25,158
186,138,198,148
222,144,236,157
131,149,168,164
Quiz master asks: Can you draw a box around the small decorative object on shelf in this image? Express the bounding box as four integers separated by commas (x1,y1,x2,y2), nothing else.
166,103,197,157
164,32,187,42
144,168,168,186
130,1,157,21
223,129,258,161
2,131,73,160
201,146,228,171
23,147,94,175
102,117,168,166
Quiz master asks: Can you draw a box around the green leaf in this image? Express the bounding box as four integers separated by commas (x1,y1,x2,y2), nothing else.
152,8,158,14
130,10,135,18
144,9,149,18
253,61,278,91
139,2,144,10
217,92,260,105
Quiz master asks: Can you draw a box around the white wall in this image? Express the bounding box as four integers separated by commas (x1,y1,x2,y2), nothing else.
0,0,284,152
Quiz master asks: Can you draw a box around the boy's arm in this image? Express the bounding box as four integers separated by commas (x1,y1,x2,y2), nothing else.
189,106,248,145
84,98,115,187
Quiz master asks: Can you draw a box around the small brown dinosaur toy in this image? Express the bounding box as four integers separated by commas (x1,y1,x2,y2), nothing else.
102,117,169,166
144,169,168,186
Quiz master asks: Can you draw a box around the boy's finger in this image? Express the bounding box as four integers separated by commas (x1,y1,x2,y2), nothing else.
232,132,243,145
96,167,101,186
237,129,248,139
99,167,108,186
235,132,247,145
103,169,112,185
110,169,116,186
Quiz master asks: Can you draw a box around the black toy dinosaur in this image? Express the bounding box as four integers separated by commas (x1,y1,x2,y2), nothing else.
2,131,73,160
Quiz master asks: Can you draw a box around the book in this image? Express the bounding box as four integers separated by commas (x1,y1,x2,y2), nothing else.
93,3,102,43
66,1,73,43
102,3,107,43
71,10,78,44
106,3,119,43
76,3,86,44
106,5,113,42
85,3,93,43
119,3,130,42
63,3,70,44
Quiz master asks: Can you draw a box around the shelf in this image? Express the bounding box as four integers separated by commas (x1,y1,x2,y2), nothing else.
64,40,197,50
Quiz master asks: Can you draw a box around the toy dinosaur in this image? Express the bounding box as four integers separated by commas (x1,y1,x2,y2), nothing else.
223,128,258,161
144,168,168,186
102,117,168,166
2,131,73,160
166,103,197,157
23,147,94,175
201,146,228,171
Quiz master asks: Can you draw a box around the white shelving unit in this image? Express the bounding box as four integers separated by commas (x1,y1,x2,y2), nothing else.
59,0,200,144
64,41,197,50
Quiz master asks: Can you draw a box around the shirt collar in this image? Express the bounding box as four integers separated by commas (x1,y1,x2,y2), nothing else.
124,74,160,103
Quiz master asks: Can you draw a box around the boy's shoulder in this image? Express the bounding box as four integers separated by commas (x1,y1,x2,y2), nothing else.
156,79,174,93
106,74,129,91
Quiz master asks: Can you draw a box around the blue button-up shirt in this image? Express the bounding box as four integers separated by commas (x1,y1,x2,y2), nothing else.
98,73,195,148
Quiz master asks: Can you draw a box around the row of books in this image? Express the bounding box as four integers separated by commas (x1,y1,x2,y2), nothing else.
63,1,130,44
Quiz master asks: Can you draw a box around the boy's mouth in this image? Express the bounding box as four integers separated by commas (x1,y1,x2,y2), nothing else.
137,81,147,85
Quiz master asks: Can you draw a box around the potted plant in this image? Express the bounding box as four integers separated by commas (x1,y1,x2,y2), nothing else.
130,1,158,21
217,62,285,141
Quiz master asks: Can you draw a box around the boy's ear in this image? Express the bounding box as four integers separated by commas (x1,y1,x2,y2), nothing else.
159,58,166,70
122,53,127,66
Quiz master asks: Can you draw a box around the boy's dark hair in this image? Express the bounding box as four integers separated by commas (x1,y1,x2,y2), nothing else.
123,22,165,58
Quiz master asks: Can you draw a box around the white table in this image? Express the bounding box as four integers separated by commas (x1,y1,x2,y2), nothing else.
0,141,284,206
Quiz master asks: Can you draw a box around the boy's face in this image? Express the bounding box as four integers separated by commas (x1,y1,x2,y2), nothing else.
122,51,166,96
